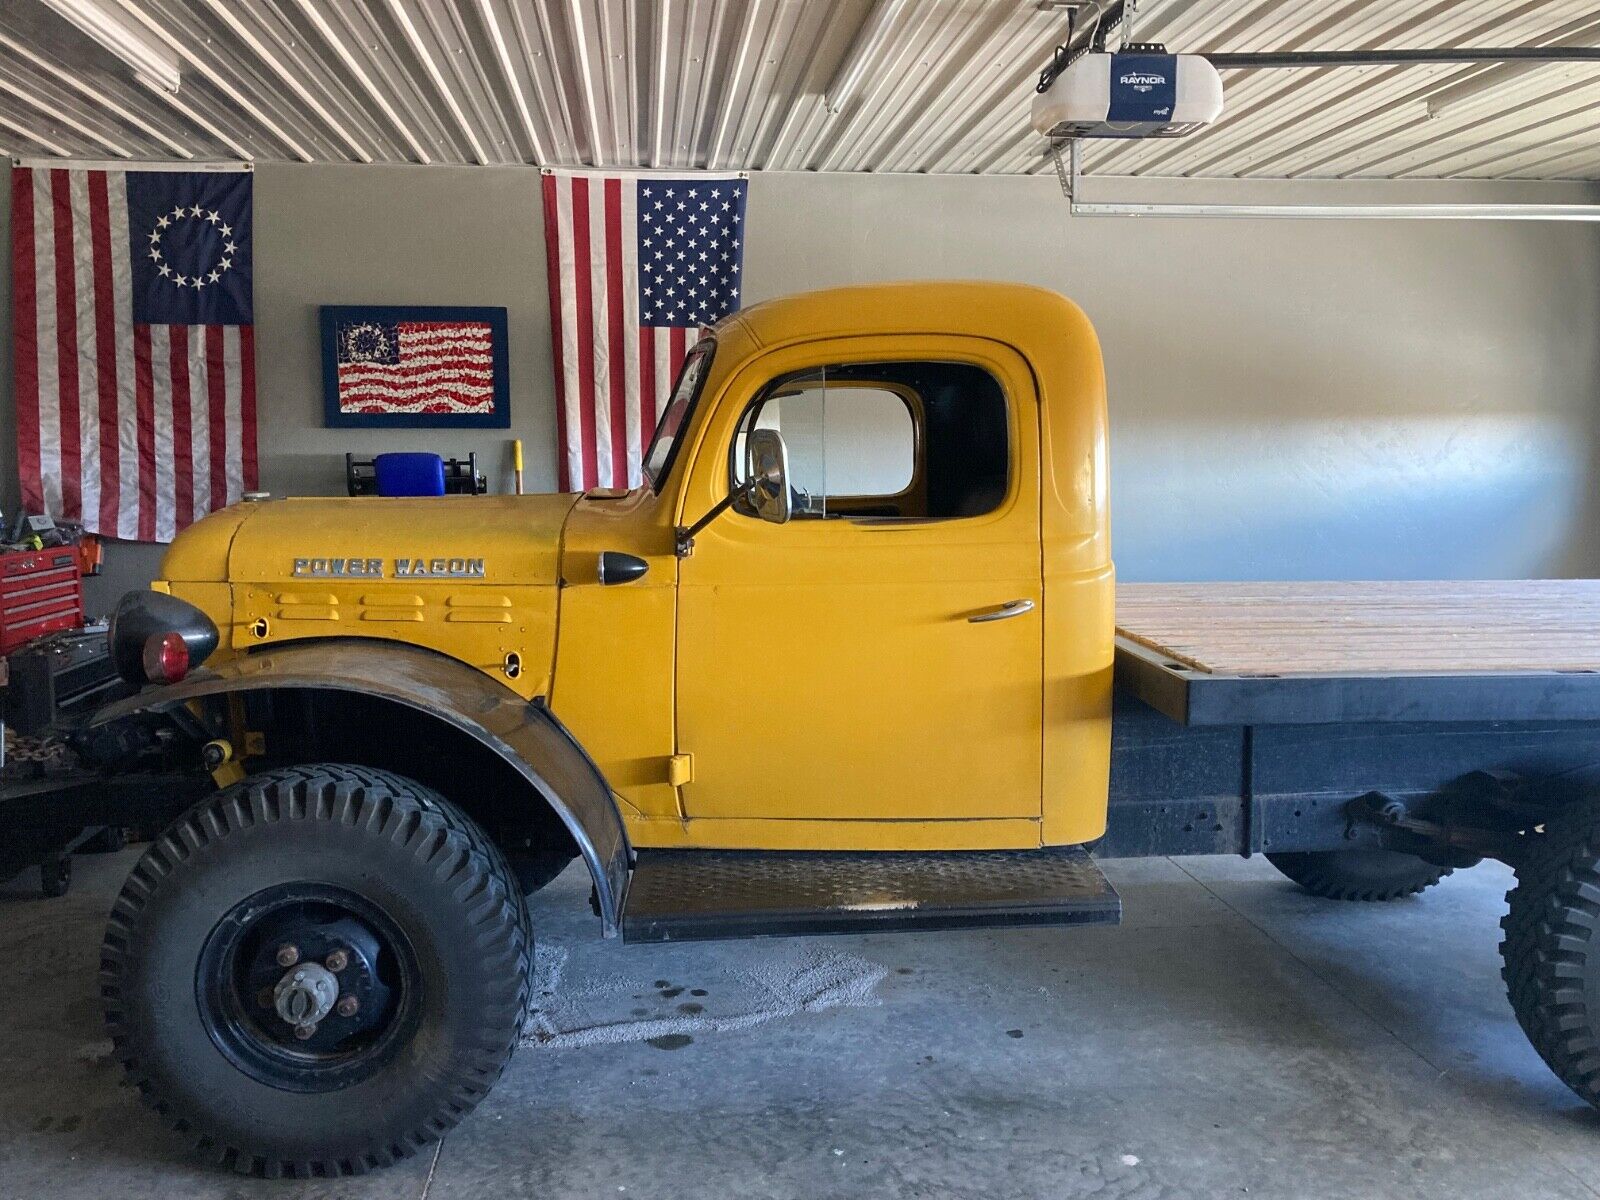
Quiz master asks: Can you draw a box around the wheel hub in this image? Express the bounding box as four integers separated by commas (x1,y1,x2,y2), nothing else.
273,961,339,1032
239,911,394,1050
196,884,419,1093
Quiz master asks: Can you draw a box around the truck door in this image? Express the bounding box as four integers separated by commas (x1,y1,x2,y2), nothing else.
674,336,1043,828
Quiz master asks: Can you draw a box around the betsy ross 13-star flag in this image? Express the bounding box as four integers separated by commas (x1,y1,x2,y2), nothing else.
541,169,748,491
10,164,257,543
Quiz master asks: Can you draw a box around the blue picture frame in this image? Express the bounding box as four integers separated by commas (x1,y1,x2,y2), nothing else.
320,304,511,429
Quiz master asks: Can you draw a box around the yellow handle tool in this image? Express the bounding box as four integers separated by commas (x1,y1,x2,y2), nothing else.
512,439,524,495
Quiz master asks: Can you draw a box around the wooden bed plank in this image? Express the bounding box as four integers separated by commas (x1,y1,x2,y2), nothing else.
1116,581,1600,676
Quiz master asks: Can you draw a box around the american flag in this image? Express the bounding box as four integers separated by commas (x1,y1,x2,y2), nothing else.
541,170,748,491
334,318,495,415
9,165,256,543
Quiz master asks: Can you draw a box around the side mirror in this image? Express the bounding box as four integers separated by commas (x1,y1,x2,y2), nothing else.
744,429,792,525
675,428,793,558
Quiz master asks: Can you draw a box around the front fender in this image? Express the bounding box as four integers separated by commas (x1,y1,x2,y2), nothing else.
91,640,631,936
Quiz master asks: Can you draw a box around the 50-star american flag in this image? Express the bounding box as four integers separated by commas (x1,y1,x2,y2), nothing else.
541,169,748,491
10,164,257,543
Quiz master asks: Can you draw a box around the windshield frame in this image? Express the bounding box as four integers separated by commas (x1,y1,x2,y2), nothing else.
642,339,716,492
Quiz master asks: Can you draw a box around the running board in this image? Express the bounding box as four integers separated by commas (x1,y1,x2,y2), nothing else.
621,846,1121,943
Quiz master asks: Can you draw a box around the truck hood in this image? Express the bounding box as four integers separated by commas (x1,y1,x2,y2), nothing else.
164,494,582,587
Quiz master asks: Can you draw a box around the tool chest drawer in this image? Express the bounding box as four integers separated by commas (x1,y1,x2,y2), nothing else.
0,549,84,654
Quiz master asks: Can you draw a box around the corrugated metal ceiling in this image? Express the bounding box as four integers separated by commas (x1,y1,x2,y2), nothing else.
2,1,1600,179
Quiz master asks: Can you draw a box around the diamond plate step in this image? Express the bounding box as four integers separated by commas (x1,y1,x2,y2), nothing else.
621,846,1120,943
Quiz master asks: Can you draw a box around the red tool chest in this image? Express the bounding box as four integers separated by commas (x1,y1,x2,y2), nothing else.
0,547,84,654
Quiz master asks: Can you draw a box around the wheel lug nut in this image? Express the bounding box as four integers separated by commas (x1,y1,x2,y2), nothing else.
294,1024,316,1040
275,944,300,967
336,994,359,1018
325,949,349,972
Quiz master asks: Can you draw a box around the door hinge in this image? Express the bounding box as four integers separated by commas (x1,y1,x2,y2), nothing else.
667,753,694,787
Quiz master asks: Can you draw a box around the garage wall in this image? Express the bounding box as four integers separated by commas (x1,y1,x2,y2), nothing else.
765,172,1600,585
2,161,1599,608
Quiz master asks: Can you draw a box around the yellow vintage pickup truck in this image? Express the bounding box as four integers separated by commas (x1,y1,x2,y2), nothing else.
79,282,1600,1176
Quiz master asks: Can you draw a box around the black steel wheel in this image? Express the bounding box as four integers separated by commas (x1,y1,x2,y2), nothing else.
1266,848,1453,901
193,881,422,1094
101,764,529,1177
1502,797,1600,1109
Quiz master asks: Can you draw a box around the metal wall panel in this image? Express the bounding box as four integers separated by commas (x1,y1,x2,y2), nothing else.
3,1,1599,178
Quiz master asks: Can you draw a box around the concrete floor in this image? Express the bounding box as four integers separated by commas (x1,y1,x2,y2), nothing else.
2,850,1597,1200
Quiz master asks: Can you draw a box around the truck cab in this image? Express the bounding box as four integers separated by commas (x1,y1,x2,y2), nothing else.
551,281,1115,851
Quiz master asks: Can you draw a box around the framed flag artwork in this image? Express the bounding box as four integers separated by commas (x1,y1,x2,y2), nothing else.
319,304,510,428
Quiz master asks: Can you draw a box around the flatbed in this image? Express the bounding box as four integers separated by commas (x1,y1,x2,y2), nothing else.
1114,580,1600,726
1104,579,1600,860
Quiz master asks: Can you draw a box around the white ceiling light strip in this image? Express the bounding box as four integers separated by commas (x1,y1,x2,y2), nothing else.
38,0,180,94
760,2,839,172
816,0,932,171
497,0,562,163
115,1,313,161
0,28,192,158
29,0,265,158
593,1,628,164
1424,15,1600,120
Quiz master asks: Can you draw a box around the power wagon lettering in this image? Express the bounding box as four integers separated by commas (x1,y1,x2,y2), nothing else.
290,557,486,579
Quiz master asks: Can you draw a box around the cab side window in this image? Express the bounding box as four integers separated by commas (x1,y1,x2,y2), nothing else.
731,361,1008,521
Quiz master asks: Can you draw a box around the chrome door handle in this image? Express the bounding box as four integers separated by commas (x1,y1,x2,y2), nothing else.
968,599,1035,623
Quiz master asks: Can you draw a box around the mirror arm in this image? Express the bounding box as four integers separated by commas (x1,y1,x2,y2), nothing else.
674,481,755,559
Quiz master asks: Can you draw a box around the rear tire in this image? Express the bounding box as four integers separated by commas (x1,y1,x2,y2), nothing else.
1267,848,1453,901
1502,798,1600,1109
101,764,529,1177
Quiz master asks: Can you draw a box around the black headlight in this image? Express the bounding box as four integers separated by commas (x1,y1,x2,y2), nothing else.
108,590,220,685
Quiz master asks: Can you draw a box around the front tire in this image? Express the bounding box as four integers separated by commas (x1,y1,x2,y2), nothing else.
101,764,529,1177
1502,798,1600,1109
1267,848,1454,901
